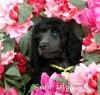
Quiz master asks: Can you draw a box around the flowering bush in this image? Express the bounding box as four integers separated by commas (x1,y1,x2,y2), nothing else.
31,72,70,95
0,0,100,95
76,0,100,33
44,0,82,22
82,33,100,52
68,63,100,95
0,87,18,95
0,0,32,39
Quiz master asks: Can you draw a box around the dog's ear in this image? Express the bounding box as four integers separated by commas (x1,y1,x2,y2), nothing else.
66,20,82,65
30,24,40,68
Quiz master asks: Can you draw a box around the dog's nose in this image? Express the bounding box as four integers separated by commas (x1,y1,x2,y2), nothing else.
39,43,48,50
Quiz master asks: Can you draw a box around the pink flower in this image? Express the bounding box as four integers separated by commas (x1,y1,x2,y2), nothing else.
27,0,46,15
31,72,70,95
31,89,46,95
0,65,4,80
82,33,100,52
75,0,100,33
1,51,16,65
7,87,19,95
68,62,100,95
0,0,23,28
6,20,32,38
0,87,18,95
44,0,81,22
0,0,33,39
0,87,6,94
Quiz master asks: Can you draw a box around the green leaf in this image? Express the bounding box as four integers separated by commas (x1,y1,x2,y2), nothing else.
69,0,87,9
5,62,18,72
82,60,93,65
54,78,68,86
19,30,32,57
19,2,33,24
39,11,46,17
5,78,21,88
31,17,42,24
95,34,100,46
82,51,100,62
25,55,30,61
0,32,5,40
73,24,82,41
4,80,10,91
27,30,33,59
3,37,15,52
5,66,21,77
19,34,29,56
29,84,38,93
20,74,31,86
18,91,23,95
98,74,100,93
0,80,4,87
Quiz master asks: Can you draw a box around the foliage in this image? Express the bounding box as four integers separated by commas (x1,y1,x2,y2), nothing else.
0,0,100,95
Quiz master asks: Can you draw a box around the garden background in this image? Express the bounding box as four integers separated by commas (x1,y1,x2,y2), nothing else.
0,0,100,95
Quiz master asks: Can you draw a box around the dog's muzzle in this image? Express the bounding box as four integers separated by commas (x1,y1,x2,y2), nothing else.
39,43,48,50
38,44,61,59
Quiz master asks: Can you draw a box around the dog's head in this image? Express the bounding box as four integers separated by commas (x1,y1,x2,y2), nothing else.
31,17,82,66
32,17,68,59
37,29,62,58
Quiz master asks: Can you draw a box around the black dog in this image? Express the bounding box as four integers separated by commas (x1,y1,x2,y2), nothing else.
30,17,82,84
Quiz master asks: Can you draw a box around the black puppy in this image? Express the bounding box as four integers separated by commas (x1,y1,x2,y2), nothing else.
30,17,82,84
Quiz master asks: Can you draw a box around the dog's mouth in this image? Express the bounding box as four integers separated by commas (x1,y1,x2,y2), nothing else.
39,51,60,59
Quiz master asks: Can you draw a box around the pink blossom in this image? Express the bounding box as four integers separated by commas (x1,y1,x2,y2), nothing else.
0,87,18,95
0,65,4,80
0,0,23,28
31,89,46,95
6,20,33,38
68,62,100,95
0,87,6,94
44,0,81,22
82,33,100,52
7,87,19,95
27,0,46,15
75,0,100,33
1,51,16,65
0,0,32,39
31,72,70,95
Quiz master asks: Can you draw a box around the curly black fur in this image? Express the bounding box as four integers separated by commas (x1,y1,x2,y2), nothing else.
26,17,82,93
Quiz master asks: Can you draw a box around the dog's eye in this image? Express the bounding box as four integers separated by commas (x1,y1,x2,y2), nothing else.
52,32,58,36
36,35,42,41
38,36,42,41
